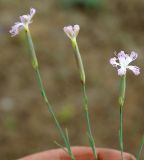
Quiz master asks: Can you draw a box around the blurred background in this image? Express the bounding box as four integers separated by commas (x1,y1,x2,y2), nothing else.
0,0,144,159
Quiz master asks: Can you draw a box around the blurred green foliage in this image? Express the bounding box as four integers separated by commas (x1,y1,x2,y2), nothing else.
57,105,76,124
62,0,104,9
4,114,17,132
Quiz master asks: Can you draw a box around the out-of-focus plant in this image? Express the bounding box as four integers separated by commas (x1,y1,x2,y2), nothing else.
57,105,76,124
61,0,104,10
136,136,144,160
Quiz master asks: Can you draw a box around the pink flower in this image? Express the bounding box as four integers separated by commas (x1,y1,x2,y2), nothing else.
63,25,80,40
110,51,140,76
9,8,36,37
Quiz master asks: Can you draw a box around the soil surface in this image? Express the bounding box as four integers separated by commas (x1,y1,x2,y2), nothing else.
0,0,144,159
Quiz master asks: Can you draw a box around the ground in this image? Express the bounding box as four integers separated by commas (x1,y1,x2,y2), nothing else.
0,0,144,159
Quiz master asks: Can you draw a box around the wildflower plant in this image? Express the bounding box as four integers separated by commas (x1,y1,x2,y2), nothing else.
110,51,141,160
10,8,75,160
10,8,144,160
64,25,97,160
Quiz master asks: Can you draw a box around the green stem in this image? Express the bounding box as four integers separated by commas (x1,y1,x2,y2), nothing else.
82,84,97,160
119,75,126,160
25,28,38,69
119,105,124,160
136,136,144,160
25,28,75,160
72,39,97,160
72,38,85,84
35,68,75,160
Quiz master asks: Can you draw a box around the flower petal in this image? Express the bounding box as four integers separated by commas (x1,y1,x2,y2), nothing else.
117,51,126,58
30,8,36,18
125,51,138,65
63,25,80,40
117,67,126,76
117,51,127,67
127,65,140,75
130,51,138,61
10,8,36,37
63,25,74,39
110,50,140,76
9,22,24,37
20,15,30,24
74,24,80,37
109,57,119,67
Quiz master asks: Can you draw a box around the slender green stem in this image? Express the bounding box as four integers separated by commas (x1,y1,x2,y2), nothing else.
72,38,85,84
72,39,97,160
25,28,38,69
136,136,144,160
119,106,124,160
82,84,97,160
25,28,75,160
118,75,126,160
35,68,75,160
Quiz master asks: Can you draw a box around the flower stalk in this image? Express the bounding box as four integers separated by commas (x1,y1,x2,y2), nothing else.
71,38,85,84
119,75,126,160
25,28,75,160
34,68,75,160
73,39,97,160
10,8,75,160
64,25,97,160
25,28,38,69
110,51,140,160
136,135,144,160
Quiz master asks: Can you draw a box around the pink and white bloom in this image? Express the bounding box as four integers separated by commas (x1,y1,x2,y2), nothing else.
63,25,80,40
9,8,36,37
110,51,140,76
